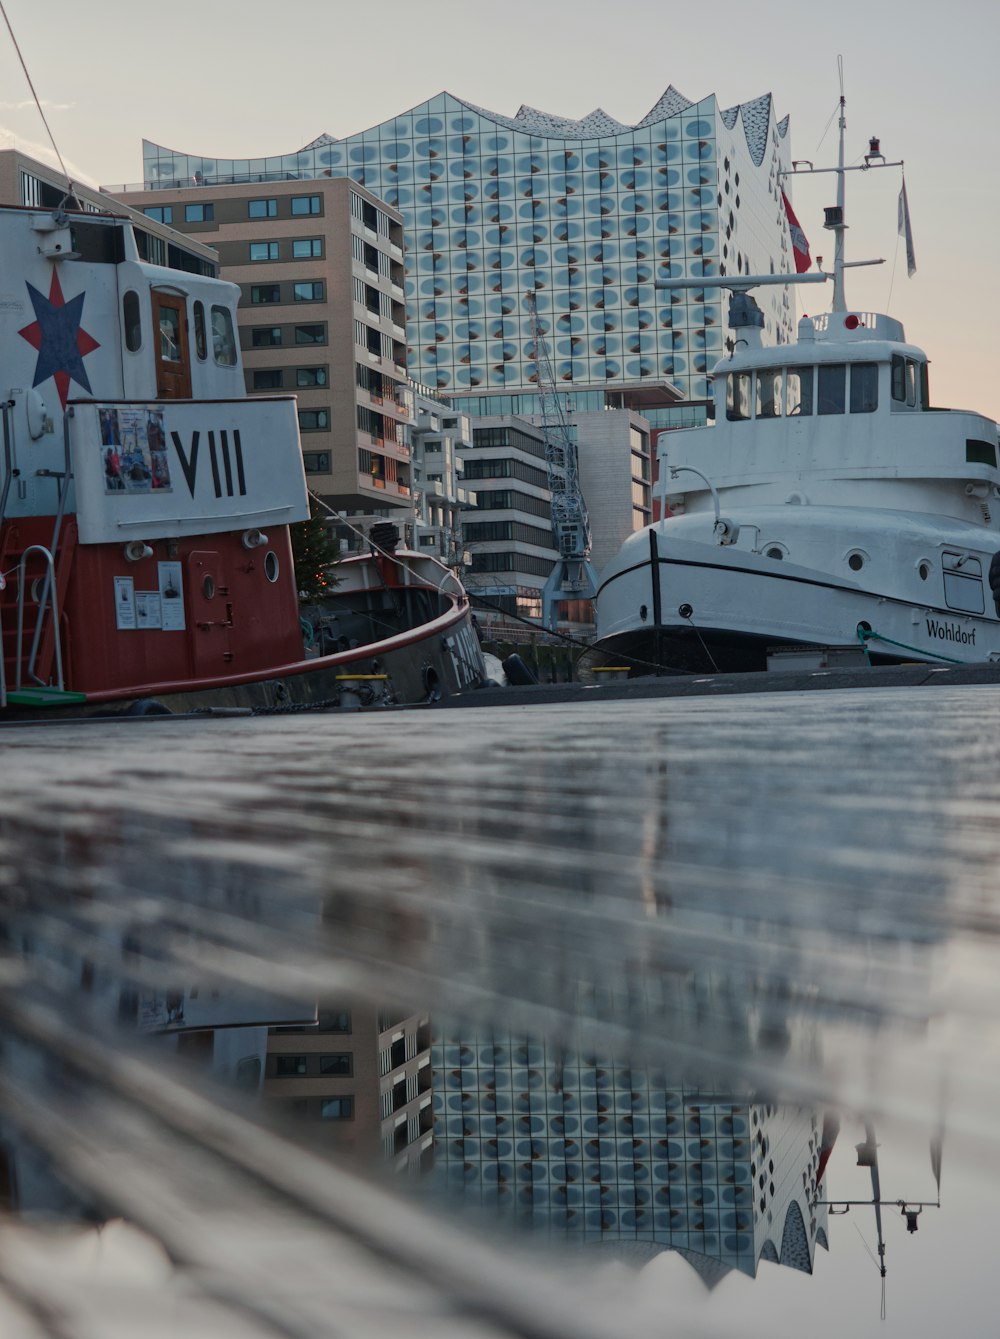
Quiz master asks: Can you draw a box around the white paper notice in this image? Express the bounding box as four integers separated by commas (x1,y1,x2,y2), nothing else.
114,576,136,630
135,591,163,630
158,562,185,631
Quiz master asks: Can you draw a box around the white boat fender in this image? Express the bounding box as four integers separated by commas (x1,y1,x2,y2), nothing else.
481,652,506,687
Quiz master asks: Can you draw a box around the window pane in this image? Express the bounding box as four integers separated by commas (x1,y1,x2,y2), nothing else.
185,203,213,223
211,306,237,365
319,1054,352,1076
293,281,323,302
905,359,917,407
296,367,328,387
726,372,750,421
291,195,321,216
251,327,282,348
850,362,878,413
248,198,277,218
276,1055,307,1076
158,306,181,362
295,324,326,345
320,1097,354,1120
318,1009,350,1032
891,354,907,402
785,368,812,416
251,284,280,305
252,369,283,389
756,370,781,419
250,241,278,262
292,238,321,259
193,300,206,360
123,290,142,353
817,364,846,415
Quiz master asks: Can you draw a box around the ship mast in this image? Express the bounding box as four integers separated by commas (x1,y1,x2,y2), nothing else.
832,88,848,312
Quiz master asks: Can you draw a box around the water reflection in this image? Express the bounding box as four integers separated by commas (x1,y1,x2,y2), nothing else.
0,689,996,1333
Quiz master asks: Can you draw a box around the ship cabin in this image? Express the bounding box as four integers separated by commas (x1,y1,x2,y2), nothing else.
719,310,932,428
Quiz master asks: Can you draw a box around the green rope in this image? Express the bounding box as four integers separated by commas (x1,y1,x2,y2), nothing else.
856,625,964,665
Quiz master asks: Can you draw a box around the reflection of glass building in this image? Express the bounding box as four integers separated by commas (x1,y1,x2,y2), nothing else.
136,86,797,402
432,1031,831,1283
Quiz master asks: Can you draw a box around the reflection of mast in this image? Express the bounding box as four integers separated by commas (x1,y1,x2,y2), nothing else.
813,1121,942,1318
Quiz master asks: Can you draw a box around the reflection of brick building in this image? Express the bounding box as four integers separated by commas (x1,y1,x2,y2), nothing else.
433,1030,831,1282
267,1004,433,1171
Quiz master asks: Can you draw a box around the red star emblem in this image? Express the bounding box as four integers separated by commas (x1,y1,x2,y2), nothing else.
18,269,101,409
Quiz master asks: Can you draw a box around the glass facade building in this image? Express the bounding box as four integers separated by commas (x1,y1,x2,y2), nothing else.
140,86,798,402
432,1028,831,1278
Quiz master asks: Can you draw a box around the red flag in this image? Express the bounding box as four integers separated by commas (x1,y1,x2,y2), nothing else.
781,190,812,273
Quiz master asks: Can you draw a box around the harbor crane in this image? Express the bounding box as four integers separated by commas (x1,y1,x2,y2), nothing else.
526,291,598,629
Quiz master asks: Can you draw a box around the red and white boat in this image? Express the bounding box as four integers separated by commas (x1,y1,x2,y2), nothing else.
0,199,485,717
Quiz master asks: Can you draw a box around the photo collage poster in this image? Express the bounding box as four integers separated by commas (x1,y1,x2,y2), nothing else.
100,406,172,495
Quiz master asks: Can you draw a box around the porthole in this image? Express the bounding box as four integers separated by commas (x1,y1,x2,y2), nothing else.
847,550,867,572
263,551,280,583
764,545,785,560
918,560,931,581
202,575,215,600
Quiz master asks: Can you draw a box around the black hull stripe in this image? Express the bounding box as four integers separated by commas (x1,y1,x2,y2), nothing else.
597,553,998,625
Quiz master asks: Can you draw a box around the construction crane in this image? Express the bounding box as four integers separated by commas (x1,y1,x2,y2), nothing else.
526,291,598,630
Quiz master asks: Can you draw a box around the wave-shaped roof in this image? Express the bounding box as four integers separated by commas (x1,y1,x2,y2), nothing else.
284,85,787,165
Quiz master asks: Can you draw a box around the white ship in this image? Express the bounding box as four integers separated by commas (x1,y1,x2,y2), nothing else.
594,100,1000,674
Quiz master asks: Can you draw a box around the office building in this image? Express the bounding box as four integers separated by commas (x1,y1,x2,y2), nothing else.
113,176,413,527
406,386,475,566
460,417,558,620
134,85,798,406
267,1003,433,1172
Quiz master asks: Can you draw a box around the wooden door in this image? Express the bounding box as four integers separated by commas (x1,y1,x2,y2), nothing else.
151,290,192,399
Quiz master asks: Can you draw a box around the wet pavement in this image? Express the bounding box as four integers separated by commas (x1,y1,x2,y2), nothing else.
2,685,1000,1336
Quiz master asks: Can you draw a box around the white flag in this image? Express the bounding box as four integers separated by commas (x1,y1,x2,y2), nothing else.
898,178,916,278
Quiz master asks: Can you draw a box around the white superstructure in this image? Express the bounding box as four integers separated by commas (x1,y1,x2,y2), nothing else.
594,104,1000,673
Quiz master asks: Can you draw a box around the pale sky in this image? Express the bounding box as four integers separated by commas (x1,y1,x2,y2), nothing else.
1,0,997,419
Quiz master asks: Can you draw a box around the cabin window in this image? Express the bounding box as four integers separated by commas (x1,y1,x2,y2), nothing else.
967,439,998,468
817,364,846,415
891,355,906,402
158,305,181,362
756,370,782,419
850,362,879,413
211,306,237,366
122,290,142,352
785,368,812,416
193,301,207,360
920,361,930,409
726,372,751,421
891,355,921,407
942,551,984,614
